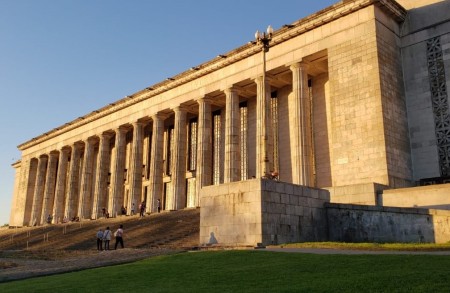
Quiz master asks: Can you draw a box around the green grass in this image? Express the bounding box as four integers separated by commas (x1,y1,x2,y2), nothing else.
280,241,450,251
1,250,450,292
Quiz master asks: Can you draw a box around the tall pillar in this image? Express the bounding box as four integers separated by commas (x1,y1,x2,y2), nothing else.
65,143,83,220
78,137,96,219
148,114,166,212
224,87,241,183
195,97,212,206
30,155,48,225
23,158,38,226
128,121,144,214
171,106,188,210
53,147,70,223
40,151,58,224
256,76,273,177
92,132,112,219
290,62,314,186
109,126,127,217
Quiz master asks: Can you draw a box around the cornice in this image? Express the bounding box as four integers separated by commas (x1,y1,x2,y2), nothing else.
11,160,21,168
18,0,406,151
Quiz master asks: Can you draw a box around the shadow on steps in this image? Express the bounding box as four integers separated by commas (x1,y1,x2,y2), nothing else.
0,208,200,251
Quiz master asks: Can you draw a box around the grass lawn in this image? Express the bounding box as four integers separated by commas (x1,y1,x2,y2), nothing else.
1,250,449,292
281,241,450,251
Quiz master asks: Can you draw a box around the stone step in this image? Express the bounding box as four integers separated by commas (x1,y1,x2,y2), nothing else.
0,208,200,251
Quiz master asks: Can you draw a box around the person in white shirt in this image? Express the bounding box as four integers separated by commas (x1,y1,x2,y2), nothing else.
103,227,112,250
114,225,124,249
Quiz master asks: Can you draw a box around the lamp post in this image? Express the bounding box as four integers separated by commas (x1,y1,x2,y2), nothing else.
254,25,274,177
255,25,273,82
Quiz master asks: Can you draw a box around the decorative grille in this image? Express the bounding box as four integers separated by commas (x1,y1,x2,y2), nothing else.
427,37,450,176
189,119,198,171
186,178,196,208
213,111,222,185
270,94,279,174
167,127,174,175
240,103,248,180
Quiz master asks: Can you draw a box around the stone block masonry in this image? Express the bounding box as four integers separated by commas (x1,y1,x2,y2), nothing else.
327,203,450,243
199,179,329,247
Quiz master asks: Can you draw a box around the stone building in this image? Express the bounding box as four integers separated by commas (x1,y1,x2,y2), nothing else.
8,0,450,244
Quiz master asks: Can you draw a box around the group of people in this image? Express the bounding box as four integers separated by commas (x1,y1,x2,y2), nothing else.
96,198,162,220
96,225,124,251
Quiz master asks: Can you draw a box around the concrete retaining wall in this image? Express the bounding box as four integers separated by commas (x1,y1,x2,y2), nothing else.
327,203,450,243
382,184,450,210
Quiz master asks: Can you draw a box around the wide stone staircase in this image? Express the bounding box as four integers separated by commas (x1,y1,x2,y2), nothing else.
0,208,200,251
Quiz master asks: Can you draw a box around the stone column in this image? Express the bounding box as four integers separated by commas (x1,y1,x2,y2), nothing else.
30,155,48,225
290,62,314,186
23,158,39,226
128,121,144,214
92,133,112,219
53,147,70,223
40,152,58,224
255,76,273,178
78,137,96,219
171,107,188,210
109,126,127,217
224,87,241,183
65,143,83,220
148,114,166,213
195,97,212,207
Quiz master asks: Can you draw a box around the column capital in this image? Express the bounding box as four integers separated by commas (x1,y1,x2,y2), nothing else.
223,86,240,96
289,61,310,71
86,136,98,145
151,112,170,121
61,146,72,154
38,154,49,161
172,105,189,113
100,131,114,140
132,120,145,127
196,95,214,104
73,141,85,149
49,151,59,158
115,125,128,135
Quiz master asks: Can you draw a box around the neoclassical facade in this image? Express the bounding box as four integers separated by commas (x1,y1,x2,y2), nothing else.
9,0,450,227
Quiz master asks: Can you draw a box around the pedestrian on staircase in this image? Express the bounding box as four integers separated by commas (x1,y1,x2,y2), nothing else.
139,201,146,217
96,228,104,251
114,224,124,249
103,227,112,250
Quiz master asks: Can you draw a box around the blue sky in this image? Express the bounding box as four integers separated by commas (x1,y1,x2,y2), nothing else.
0,0,337,226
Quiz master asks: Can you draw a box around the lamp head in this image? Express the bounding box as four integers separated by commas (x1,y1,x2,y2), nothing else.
267,25,273,37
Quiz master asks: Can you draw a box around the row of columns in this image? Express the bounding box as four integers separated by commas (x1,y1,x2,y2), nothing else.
25,61,313,226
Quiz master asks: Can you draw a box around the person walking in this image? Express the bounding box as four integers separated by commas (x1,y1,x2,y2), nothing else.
131,203,135,216
139,201,146,217
103,226,112,250
157,199,161,213
96,228,104,251
114,225,124,249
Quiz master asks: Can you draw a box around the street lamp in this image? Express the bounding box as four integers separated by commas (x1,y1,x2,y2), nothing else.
254,25,274,178
255,25,273,52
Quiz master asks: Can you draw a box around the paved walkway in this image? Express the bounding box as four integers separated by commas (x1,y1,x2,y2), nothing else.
264,247,450,255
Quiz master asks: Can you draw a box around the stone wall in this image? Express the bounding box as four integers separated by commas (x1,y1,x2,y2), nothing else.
199,179,329,247
382,184,450,210
375,7,413,187
327,7,391,187
326,182,388,205
327,203,450,243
